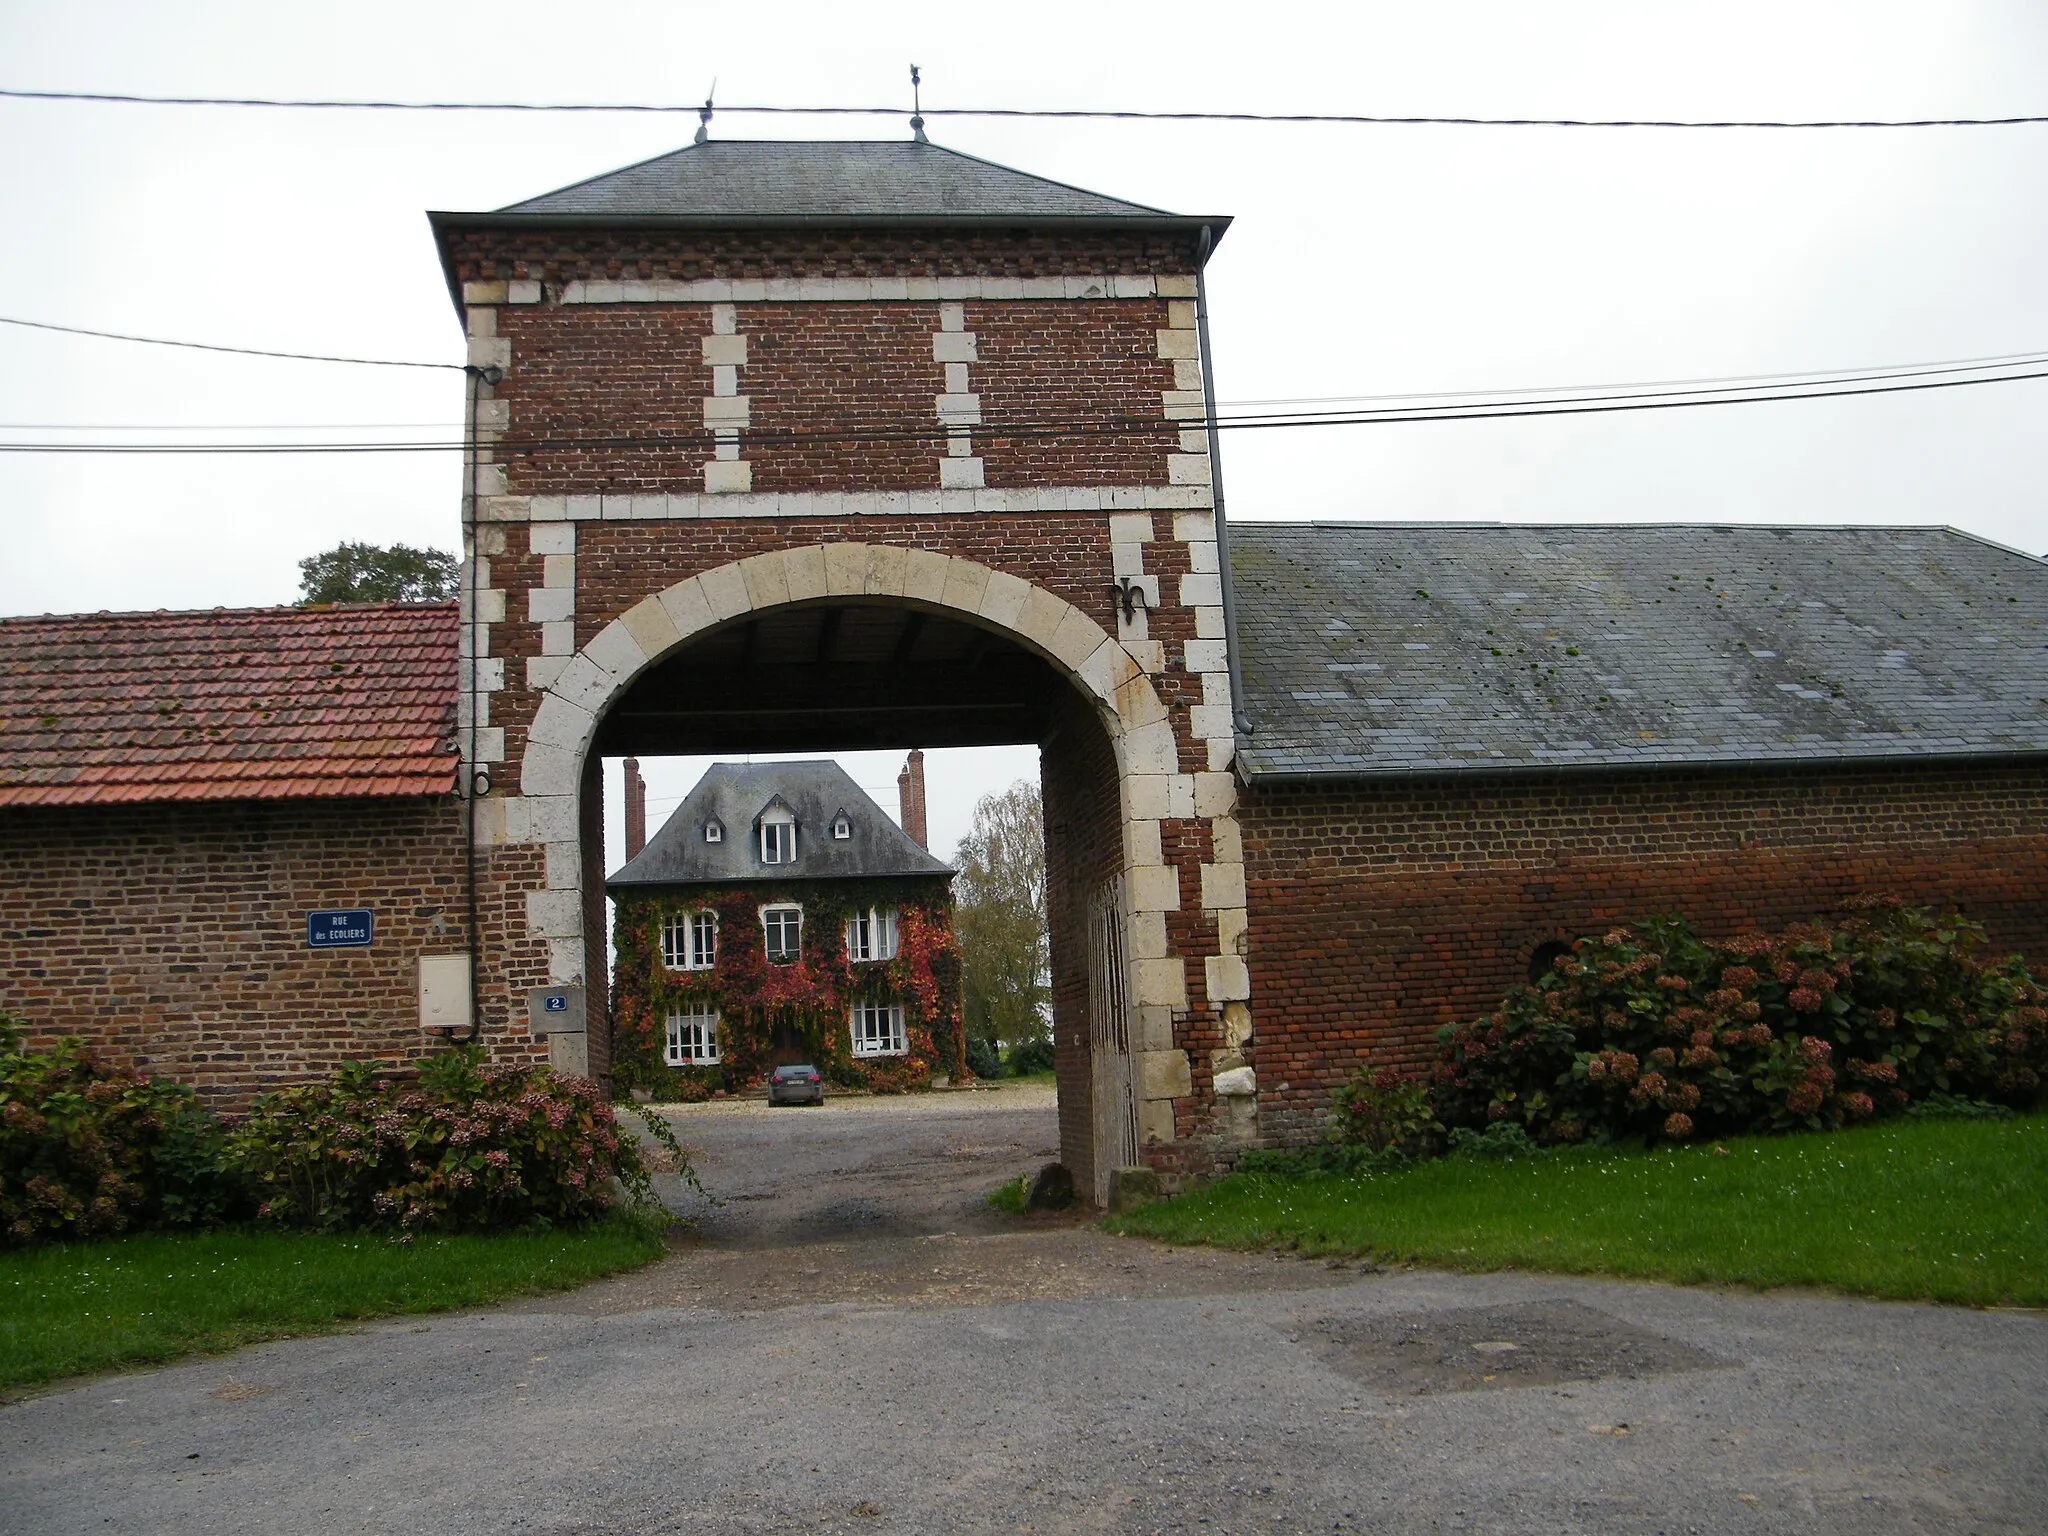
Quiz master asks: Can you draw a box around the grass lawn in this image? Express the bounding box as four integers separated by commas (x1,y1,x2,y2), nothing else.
0,1218,667,1392
1111,1115,2048,1307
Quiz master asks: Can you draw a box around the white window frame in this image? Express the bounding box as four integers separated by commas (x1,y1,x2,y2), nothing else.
831,812,852,840
761,903,803,964
844,906,900,963
760,807,796,865
704,818,723,843
664,1004,721,1066
850,998,908,1058
661,909,717,972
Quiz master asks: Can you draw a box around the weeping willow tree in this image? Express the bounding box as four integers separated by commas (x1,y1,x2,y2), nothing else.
951,779,1049,1056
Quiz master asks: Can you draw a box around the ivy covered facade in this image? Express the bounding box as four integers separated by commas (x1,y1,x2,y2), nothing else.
607,761,964,1099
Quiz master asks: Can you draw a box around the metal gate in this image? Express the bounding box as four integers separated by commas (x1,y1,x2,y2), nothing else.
1086,874,1138,1206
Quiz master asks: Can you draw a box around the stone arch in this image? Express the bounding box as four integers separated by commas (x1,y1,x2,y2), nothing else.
510,540,1179,969
501,542,1201,1198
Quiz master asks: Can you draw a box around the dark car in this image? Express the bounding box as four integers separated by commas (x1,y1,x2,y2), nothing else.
766,1063,824,1106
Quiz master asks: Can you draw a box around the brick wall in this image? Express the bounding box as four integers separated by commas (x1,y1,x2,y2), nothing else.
1240,760,2048,1143
438,228,1204,288
0,797,470,1106
490,298,1177,494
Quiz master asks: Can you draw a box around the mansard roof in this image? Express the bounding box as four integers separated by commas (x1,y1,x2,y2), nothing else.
429,138,1226,247
492,137,1182,222
0,602,460,806
1231,523,2048,781
608,759,952,889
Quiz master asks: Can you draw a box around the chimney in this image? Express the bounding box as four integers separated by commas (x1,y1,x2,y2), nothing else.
897,749,928,850
623,757,648,859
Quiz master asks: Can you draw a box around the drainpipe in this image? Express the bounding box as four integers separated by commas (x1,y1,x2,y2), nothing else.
1194,226,1254,742
457,359,501,1047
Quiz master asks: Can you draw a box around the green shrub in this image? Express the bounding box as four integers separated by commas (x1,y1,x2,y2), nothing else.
1431,900,2048,1146
1008,1036,1056,1076
964,1036,1003,1081
227,1047,678,1234
1329,1065,1443,1159
1,1019,245,1246
1234,1143,1394,1178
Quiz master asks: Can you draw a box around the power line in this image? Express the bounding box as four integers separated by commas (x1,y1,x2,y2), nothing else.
2,361,2042,454
0,314,460,370
5,333,2043,432
3,86,2045,129
1220,346,2048,410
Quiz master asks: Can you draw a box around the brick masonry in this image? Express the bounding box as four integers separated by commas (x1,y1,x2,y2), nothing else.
445,215,1248,1192
0,797,475,1107
1239,761,2048,1143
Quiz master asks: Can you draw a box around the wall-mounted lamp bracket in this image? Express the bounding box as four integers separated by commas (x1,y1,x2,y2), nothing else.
1113,576,1153,624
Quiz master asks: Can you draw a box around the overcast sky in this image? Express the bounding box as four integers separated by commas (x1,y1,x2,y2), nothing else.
4,0,2044,859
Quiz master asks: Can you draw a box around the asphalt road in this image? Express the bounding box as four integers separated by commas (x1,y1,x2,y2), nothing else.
4,1087,2045,1534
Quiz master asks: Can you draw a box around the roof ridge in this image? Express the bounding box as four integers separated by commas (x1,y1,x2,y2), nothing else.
0,600,460,626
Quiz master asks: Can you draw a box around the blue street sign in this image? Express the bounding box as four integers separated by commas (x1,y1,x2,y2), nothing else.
307,909,374,949
543,994,569,1013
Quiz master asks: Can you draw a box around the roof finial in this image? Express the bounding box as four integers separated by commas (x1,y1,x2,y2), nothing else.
909,63,927,143
694,78,716,145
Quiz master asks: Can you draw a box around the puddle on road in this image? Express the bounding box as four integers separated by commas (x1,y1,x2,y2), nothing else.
1300,1299,1727,1396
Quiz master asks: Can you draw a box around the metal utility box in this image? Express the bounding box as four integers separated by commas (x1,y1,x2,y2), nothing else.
417,953,472,1033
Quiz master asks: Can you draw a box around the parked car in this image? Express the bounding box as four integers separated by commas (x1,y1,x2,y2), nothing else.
766,1063,824,1106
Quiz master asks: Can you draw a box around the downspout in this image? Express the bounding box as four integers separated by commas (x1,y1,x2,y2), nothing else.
457,359,499,1046
1193,226,1254,742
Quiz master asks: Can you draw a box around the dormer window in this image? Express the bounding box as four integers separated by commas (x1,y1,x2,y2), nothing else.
704,818,723,844
759,804,796,865
832,811,852,840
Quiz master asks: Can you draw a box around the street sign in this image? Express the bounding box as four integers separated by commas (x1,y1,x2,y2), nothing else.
307,909,374,949
527,984,586,1034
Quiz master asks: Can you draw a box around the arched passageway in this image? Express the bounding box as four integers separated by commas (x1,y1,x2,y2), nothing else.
509,545,1185,1202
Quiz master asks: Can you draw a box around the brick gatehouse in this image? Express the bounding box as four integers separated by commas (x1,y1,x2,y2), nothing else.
4,135,2046,1200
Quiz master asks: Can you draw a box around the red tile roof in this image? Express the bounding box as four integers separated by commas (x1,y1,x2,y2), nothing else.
0,602,461,807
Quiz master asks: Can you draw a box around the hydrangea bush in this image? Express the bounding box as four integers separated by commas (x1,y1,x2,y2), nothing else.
1,1019,242,1246
1425,900,2046,1146
228,1047,685,1234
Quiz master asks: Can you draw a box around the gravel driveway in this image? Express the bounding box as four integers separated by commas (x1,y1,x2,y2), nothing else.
4,1087,2045,1534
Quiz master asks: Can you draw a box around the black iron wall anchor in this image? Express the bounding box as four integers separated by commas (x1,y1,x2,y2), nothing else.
1113,576,1152,624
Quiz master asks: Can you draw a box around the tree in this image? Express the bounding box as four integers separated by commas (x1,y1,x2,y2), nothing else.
297,542,459,605
951,779,1049,1057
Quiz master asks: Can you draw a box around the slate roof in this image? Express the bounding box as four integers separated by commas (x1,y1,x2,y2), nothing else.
1230,523,2048,780
496,138,1179,222
0,603,460,806
608,760,953,888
